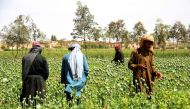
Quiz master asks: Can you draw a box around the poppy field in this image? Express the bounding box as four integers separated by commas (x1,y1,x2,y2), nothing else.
0,49,190,109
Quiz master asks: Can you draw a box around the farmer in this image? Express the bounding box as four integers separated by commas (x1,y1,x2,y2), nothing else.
20,41,49,106
61,43,89,105
111,44,124,64
128,34,162,98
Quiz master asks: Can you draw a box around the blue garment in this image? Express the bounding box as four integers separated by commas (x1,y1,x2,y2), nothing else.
61,54,88,97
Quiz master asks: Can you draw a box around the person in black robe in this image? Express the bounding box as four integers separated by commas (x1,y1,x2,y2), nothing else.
20,41,49,107
111,44,124,64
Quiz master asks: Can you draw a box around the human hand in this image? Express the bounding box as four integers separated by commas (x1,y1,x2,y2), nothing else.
137,64,147,69
156,71,163,79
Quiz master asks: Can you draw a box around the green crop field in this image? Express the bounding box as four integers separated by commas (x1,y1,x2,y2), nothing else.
0,49,190,109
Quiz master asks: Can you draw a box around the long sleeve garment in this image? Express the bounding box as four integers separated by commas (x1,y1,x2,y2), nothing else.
22,54,49,81
20,48,49,103
128,48,156,94
61,54,89,97
113,51,124,63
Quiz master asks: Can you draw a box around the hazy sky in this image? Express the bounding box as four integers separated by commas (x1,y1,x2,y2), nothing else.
0,0,190,40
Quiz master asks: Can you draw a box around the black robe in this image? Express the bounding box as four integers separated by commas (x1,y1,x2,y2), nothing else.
113,51,124,63
20,47,49,105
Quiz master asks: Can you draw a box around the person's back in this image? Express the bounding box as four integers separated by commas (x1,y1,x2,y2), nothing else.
61,43,89,105
26,54,49,80
20,42,49,107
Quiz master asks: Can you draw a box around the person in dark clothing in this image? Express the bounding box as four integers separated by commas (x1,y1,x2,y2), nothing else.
20,41,49,107
111,44,124,64
128,34,162,99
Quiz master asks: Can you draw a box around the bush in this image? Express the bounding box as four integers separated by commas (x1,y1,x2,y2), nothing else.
81,43,109,49
1,45,6,50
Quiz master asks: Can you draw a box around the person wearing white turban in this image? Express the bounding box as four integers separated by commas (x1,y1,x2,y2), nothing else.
61,42,89,104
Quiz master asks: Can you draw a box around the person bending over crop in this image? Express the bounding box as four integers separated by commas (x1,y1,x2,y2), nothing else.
128,34,162,99
111,44,124,64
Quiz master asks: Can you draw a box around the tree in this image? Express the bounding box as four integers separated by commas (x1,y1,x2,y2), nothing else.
51,35,57,41
121,30,129,48
71,1,96,41
102,27,109,43
0,15,44,57
133,21,147,43
128,32,135,42
170,21,187,47
107,19,126,42
20,15,44,41
154,19,171,49
89,27,102,41
187,25,190,41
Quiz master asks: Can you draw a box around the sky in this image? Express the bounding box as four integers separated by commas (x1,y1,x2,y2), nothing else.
0,0,190,40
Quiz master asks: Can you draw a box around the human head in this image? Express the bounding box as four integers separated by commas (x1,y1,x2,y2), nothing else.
68,42,81,51
140,34,154,51
32,41,41,47
29,41,42,53
114,44,121,51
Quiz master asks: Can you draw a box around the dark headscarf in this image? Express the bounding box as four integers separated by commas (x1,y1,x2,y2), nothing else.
29,46,42,54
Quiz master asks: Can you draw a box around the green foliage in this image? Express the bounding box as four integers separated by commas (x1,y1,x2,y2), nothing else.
1,15,30,48
71,1,96,41
170,21,187,42
89,27,102,41
107,20,126,42
133,21,147,42
0,51,190,108
154,19,171,49
80,43,109,49
0,15,44,45
51,35,57,41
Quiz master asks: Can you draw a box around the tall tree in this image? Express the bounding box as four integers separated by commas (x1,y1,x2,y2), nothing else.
133,21,147,43
51,35,57,41
187,25,190,41
121,30,129,48
1,15,30,56
107,19,126,42
71,1,96,41
102,27,109,43
170,21,187,42
154,19,171,49
90,27,102,41
0,15,44,56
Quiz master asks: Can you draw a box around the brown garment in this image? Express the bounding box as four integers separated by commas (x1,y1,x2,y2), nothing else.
128,48,156,94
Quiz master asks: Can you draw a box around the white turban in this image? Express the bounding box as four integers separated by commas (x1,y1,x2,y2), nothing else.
68,43,83,80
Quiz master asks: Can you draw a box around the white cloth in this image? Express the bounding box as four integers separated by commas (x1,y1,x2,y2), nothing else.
68,43,83,80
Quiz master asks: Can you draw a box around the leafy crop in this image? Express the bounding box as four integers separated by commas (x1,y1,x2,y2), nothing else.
0,51,190,108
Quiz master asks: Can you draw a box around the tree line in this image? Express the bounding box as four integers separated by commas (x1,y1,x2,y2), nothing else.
72,1,190,49
1,1,190,51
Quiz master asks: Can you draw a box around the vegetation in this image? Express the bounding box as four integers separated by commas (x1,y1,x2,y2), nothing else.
51,35,57,41
0,49,190,108
0,1,190,108
0,15,45,57
71,1,96,41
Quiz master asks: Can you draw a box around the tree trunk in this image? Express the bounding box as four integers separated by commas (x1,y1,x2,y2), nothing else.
11,46,13,56
15,43,19,58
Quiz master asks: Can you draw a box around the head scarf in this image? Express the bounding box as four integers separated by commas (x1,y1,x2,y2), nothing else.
29,41,42,54
68,43,83,80
139,34,154,52
32,41,41,47
114,44,121,50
